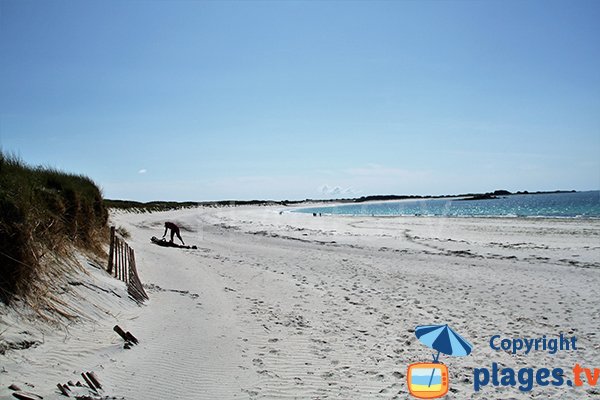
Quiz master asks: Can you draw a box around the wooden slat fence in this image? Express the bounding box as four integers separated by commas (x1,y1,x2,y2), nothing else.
107,226,149,303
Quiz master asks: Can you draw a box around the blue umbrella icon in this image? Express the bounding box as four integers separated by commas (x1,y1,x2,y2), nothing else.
415,324,473,387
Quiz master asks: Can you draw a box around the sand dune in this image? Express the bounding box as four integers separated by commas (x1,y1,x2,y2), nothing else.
1,205,599,399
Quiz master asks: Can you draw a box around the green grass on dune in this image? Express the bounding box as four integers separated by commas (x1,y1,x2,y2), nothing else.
0,152,108,305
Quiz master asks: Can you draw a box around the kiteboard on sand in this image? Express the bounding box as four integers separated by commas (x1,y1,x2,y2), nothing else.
151,236,198,249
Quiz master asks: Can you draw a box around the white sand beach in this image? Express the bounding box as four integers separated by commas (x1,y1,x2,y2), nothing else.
1,205,599,399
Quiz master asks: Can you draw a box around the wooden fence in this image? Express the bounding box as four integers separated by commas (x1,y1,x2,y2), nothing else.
107,226,149,303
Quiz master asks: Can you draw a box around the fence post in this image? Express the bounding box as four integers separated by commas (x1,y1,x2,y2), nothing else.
106,228,148,303
114,239,118,279
119,240,126,280
124,243,129,284
107,226,115,274
128,247,133,286
116,239,122,279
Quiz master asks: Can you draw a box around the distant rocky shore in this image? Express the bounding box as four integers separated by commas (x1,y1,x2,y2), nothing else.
105,189,579,211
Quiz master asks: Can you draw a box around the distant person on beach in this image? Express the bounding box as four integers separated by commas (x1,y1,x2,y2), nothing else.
163,222,185,245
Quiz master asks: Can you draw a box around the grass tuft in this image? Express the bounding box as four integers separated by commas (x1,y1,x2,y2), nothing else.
115,226,130,239
0,151,108,305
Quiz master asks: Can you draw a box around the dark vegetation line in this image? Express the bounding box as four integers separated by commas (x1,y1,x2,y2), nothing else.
104,189,578,212
0,152,108,305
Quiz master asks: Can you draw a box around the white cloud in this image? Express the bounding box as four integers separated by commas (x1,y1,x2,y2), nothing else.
319,184,359,197
138,169,147,174
316,164,435,197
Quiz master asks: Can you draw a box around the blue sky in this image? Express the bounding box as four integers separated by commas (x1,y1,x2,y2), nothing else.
1,0,599,201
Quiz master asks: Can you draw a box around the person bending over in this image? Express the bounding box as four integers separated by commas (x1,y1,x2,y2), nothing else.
163,222,185,245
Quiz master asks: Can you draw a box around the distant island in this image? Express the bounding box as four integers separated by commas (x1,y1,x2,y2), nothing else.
350,189,576,203
104,189,578,212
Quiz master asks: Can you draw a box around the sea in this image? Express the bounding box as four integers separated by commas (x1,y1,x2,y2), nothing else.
296,191,600,218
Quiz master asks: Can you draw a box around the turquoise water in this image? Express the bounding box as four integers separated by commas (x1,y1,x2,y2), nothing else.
297,191,600,218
